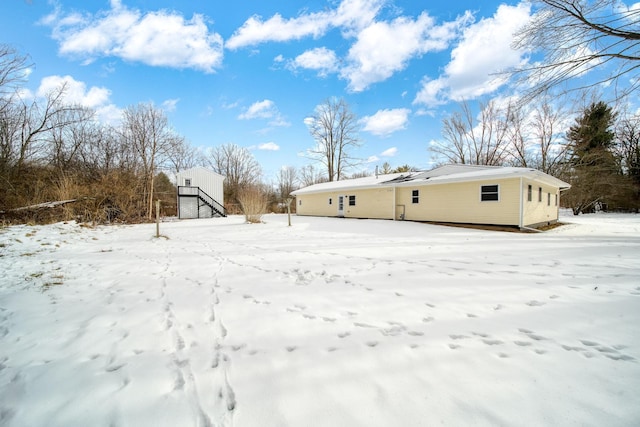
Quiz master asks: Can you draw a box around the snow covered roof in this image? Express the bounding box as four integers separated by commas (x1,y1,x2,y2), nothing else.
291,165,570,196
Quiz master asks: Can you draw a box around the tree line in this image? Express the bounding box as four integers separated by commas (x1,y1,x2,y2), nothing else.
2,0,639,222
0,47,366,224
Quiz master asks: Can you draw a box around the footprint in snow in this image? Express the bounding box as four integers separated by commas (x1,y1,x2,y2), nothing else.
449,334,469,340
526,300,546,307
422,317,435,323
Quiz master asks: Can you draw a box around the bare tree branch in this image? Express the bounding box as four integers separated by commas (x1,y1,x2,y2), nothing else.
511,0,640,102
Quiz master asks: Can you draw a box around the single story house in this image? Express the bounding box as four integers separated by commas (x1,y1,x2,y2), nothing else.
290,164,571,229
175,167,226,219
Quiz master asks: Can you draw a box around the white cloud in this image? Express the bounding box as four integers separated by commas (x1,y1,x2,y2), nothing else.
380,147,397,157
37,75,111,108
239,99,277,120
360,108,410,137
366,155,379,163
414,3,531,106
290,47,338,77
342,12,472,92
226,12,331,50
239,99,290,128
44,3,223,72
162,98,179,112
226,0,384,49
36,75,122,124
258,142,280,151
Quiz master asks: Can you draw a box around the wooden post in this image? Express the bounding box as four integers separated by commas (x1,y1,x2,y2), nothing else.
285,197,293,226
155,200,160,238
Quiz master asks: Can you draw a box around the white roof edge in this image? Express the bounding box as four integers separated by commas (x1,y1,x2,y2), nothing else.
291,165,570,196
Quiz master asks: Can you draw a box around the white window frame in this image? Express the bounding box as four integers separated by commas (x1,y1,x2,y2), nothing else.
348,195,356,206
480,184,500,202
412,189,419,204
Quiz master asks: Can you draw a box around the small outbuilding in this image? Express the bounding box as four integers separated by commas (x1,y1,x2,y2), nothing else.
290,164,571,229
175,167,226,219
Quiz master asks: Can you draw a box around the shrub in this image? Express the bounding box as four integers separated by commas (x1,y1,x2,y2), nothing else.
238,186,268,223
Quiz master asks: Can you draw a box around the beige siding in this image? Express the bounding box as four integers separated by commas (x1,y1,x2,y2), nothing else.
522,180,560,227
296,177,563,227
296,192,339,217
397,178,522,225
343,188,395,219
296,187,394,219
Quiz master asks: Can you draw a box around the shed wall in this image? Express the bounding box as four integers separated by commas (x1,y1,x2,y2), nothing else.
176,168,224,205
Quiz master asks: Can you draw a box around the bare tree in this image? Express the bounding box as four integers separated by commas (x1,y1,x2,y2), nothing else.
0,45,29,97
299,164,327,187
3,83,88,172
306,97,360,181
527,94,572,175
277,166,299,199
166,137,203,173
615,111,640,185
205,143,262,205
121,103,180,218
512,0,640,101
431,100,512,166
48,106,96,172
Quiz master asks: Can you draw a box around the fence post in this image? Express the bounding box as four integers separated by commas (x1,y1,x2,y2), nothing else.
285,197,293,226
156,200,160,238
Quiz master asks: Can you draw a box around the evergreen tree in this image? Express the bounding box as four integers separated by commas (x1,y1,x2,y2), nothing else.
563,102,623,214
567,101,617,168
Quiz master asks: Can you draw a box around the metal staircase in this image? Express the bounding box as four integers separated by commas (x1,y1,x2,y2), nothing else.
178,186,226,218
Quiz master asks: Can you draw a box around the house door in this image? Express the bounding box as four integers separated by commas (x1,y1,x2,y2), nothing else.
338,196,344,217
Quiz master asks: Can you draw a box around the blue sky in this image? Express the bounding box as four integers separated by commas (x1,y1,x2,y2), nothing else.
2,0,632,181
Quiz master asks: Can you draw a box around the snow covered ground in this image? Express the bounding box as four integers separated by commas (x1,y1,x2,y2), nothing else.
1,211,639,427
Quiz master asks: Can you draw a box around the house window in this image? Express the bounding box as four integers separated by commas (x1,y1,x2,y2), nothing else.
527,185,532,202
555,194,558,206
348,195,356,206
547,193,551,206
185,178,192,186
328,198,332,205
299,200,302,206
480,185,499,201
412,190,419,204
538,187,542,202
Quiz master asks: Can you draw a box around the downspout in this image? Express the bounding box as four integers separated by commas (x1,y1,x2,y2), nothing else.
392,186,396,220
518,177,523,229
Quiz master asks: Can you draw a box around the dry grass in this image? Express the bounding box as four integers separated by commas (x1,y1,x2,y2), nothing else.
238,186,268,223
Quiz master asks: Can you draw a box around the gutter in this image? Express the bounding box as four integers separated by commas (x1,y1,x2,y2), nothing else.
519,176,523,229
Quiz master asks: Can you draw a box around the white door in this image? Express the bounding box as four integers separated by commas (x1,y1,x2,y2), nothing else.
338,196,344,217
